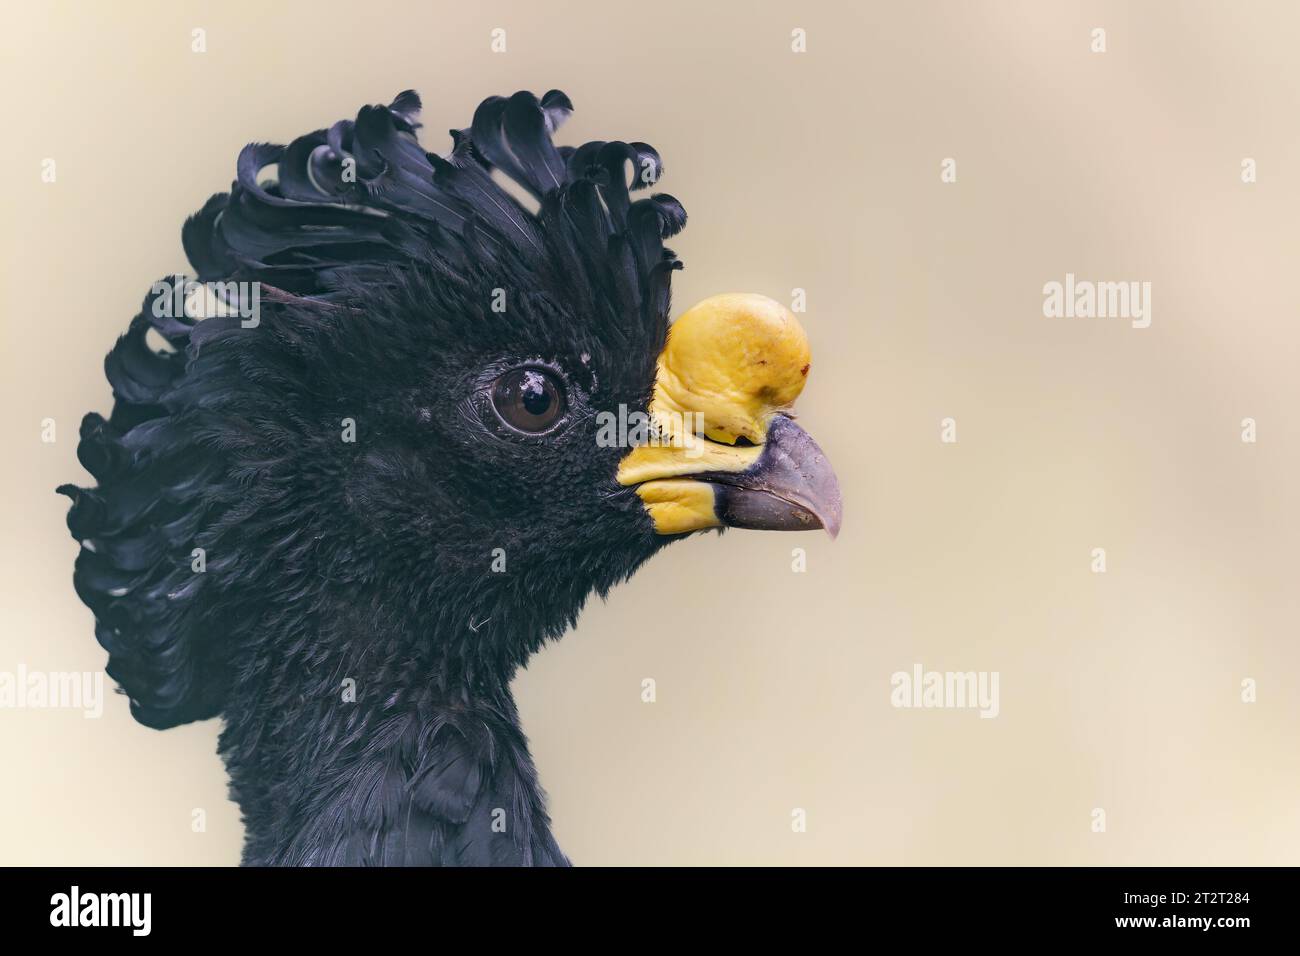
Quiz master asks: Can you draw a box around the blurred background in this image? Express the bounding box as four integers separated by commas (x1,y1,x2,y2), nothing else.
2,0,1297,865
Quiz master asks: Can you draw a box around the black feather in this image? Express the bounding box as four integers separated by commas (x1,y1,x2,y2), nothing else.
60,88,686,865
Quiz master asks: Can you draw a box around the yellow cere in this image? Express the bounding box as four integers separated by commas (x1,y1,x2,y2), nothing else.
653,293,811,445
616,293,815,532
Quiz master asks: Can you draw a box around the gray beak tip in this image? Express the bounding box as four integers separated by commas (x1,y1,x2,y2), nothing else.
707,415,843,539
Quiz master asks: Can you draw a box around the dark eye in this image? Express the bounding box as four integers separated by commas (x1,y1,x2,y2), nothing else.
491,367,567,434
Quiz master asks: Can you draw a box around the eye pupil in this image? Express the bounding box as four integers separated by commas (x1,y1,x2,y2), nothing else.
520,373,552,416
492,367,567,434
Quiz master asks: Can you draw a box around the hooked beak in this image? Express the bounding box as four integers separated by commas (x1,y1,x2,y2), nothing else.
704,414,841,536
618,293,842,538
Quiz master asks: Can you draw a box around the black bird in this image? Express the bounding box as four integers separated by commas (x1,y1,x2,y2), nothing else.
58,90,841,865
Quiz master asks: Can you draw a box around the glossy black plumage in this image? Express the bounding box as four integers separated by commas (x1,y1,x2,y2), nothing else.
58,90,686,865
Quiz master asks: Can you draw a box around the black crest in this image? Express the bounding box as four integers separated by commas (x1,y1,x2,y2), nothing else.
58,90,687,729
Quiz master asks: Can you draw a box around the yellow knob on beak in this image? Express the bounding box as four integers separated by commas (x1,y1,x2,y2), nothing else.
618,293,841,537
655,293,811,445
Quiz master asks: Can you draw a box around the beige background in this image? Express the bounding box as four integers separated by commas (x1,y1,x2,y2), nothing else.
2,0,1298,865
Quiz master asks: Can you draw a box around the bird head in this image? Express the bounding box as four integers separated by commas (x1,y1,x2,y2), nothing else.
59,90,841,726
